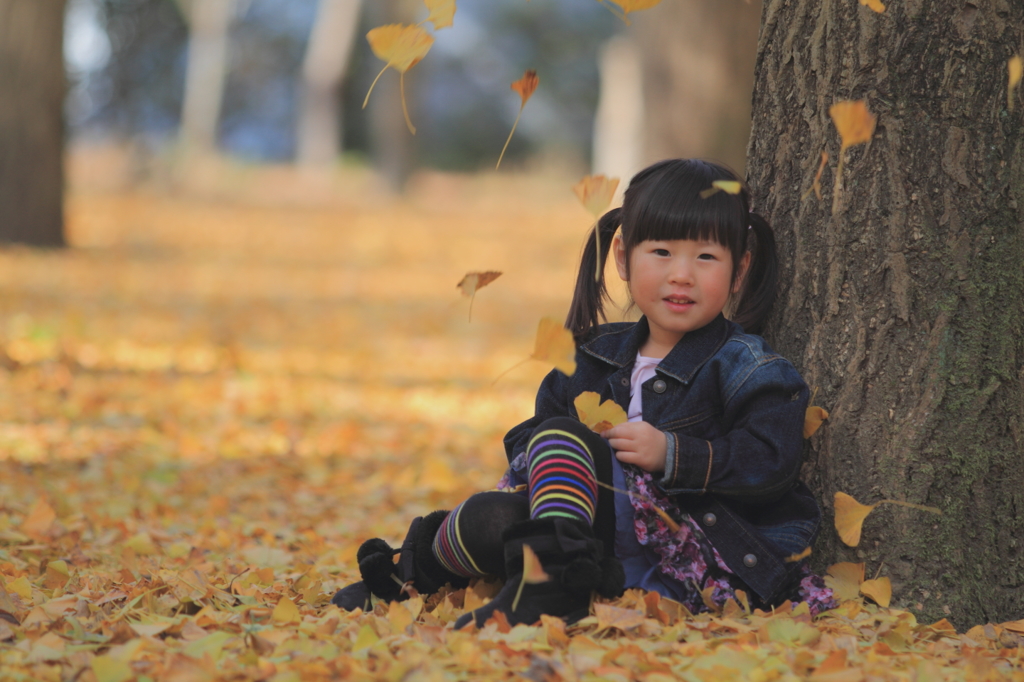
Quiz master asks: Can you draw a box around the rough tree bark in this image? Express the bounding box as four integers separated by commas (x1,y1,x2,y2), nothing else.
748,0,1024,627
0,0,66,247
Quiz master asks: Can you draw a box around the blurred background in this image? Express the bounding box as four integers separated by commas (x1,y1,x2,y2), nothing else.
0,0,762,505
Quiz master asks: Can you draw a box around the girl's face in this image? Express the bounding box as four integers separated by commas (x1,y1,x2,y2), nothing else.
614,237,749,357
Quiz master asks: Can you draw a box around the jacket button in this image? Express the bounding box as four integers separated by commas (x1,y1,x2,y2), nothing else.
653,379,667,393
702,513,717,527
743,554,758,568
621,377,629,386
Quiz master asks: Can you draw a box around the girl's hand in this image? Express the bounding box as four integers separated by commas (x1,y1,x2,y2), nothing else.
603,421,668,473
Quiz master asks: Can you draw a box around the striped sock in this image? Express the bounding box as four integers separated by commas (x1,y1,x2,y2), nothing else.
431,500,489,578
527,428,597,525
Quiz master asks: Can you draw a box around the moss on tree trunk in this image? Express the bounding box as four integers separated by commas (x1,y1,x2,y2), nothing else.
747,0,1024,627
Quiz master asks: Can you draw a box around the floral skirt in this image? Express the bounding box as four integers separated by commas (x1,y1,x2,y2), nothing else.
621,464,836,616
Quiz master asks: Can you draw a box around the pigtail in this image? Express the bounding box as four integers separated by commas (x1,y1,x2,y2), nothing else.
731,211,778,335
565,208,622,342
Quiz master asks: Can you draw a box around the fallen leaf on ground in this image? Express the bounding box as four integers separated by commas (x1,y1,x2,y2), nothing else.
860,577,892,607
20,498,56,538
825,562,865,601
594,603,646,631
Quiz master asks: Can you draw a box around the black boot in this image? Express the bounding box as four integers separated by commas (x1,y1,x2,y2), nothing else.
453,517,625,630
332,510,470,611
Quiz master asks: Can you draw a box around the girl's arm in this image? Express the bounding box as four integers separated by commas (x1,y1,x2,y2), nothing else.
658,360,809,504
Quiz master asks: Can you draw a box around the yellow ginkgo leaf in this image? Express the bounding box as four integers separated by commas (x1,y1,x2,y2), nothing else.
423,0,455,30
784,547,812,563
511,544,550,612
834,491,877,547
20,498,56,538
601,0,663,24
573,175,620,218
1009,56,1022,112
364,24,435,134
824,562,865,602
272,596,301,624
860,577,892,607
530,317,576,377
456,271,502,321
829,100,877,152
573,391,627,433
699,180,744,200
804,405,829,438
859,0,885,13
497,70,540,170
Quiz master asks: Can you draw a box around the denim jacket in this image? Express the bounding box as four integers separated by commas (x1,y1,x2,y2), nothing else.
502,313,821,603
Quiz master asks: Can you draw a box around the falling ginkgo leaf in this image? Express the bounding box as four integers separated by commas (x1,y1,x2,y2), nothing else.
834,492,878,547
804,406,829,438
829,100,877,205
1009,56,1023,112
530,317,576,376
597,0,663,24
496,70,539,170
511,544,550,612
859,0,885,13
494,317,576,384
834,491,941,547
824,562,865,602
573,391,627,433
573,174,620,280
699,180,743,199
423,0,455,30
456,271,502,321
860,577,892,607
364,24,435,134
573,174,620,218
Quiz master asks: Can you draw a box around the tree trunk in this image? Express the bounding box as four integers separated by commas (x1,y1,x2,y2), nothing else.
297,0,363,167
630,0,762,175
593,35,644,194
748,0,1024,627
0,0,65,247
179,0,233,154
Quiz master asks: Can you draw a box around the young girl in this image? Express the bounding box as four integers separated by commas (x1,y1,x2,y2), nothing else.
333,159,835,626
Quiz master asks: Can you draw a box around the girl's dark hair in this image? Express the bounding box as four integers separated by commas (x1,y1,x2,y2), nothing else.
565,158,778,341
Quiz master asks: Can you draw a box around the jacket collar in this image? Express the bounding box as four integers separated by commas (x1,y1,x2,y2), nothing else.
580,314,732,385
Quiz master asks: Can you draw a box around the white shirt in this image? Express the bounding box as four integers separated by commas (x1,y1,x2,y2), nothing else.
627,352,662,422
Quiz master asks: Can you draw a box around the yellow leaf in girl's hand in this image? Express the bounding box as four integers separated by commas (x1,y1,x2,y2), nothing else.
574,391,627,433
859,0,885,13
824,562,864,602
829,100,877,152
1009,56,1023,112
804,405,829,438
366,24,434,73
530,317,576,377
423,0,455,30
573,175,620,218
860,577,892,607
834,491,877,546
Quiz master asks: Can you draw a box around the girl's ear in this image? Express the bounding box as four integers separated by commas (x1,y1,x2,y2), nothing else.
613,234,629,281
732,251,752,294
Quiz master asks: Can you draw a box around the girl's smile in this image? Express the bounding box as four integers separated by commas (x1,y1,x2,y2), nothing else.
614,237,749,358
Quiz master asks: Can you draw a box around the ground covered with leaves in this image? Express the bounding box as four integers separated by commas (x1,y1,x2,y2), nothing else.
1,159,1022,680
